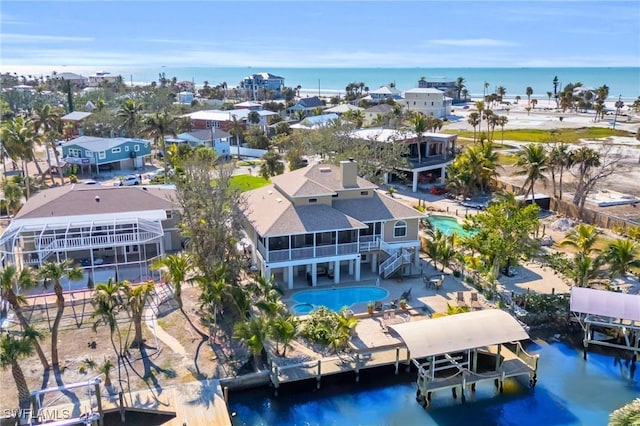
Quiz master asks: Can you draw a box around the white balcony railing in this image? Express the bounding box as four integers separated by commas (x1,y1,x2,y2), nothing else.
262,242,359,263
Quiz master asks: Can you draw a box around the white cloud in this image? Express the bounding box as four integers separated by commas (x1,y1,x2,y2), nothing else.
428,38,517,47
1,33,94,43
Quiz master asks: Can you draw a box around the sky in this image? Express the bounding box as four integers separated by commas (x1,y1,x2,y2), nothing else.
1,0,639,73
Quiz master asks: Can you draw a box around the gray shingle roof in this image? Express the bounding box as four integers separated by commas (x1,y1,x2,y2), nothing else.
332,191,425,222
15,185,177,219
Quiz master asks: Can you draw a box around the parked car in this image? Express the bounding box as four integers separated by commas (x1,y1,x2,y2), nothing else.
83,180,100,185
115,175,141,186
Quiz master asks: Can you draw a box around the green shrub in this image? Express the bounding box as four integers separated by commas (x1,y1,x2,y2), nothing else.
69,174,78,183
453,270,461,278
302,307,340,345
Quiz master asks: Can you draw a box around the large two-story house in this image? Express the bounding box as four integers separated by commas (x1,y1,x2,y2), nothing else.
403,88,452,118
243,160,424,289
61,136,152,174
240,72,285,100
0,185,181,289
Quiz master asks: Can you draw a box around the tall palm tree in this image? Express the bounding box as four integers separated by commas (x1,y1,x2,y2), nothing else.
467,112,480,143
1,177,25,217
91,279,126,389
228,114,244,160
33,104,64,184
547,142,570,200
38,260,83,369
0,116,42,198
526,87,534,104
546,91,553,106
560,224,600,256
496,115,509,146
122,280,155,347
0,265,49,370
117,98,144,138
151,253,208,339
605,239,640,278
247,110,261,126
454,77,465,100
141,111,178,183
410,112,426,163
198,276,230,336
0,332,34,409
515,144,548,202
475,100,485,134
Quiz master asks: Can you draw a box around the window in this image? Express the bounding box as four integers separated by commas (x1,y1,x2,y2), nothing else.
166,210,173,219
308,198,317,203
85,150,92,157
98,151,106,160
394,220,407,238
134,145,140,152
332,193,338,198
125,146,130,152
360,191,368,196
68,148,80,157
112,147,121,154
431,102,434,106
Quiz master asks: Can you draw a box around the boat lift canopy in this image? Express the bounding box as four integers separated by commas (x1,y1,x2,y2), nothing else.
389,309,530,358
570,287,640,322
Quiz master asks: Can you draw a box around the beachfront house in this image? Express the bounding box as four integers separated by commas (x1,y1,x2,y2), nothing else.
417,77,458,100
61,136,152,174
368,85,402,103
167,129,231,159
240,72,285,100
403,88,452,118
351,128,457,192
0,185,182,287
242,160,424,289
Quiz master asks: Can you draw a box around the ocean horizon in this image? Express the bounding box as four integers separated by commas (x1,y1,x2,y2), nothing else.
108,66,640,101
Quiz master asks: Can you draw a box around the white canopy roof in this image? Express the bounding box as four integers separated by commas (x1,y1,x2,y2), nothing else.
570,287,640,322
388,309,529,358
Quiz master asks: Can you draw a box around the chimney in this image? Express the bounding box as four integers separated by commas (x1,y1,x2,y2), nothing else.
340,158,357,188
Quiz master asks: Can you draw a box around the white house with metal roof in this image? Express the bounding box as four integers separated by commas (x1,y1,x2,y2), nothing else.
0,185,181,289
242,160,425,288
403,88,452,118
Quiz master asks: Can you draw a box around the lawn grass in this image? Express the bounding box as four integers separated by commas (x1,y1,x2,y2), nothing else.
445,127,633,144
497,153,518,166
230,174,270,192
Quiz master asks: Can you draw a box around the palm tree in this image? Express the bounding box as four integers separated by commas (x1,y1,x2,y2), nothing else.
609,398,640,426
0,116,42,198
228,114,244,160
475,100,485,133
97,357,115,389
33,104,64,184
526,87,533,104
497,115,509,146
38,260,83,369
496,86,506,103
560,224,600,256
122,280,155,347
605,239,640,278
0,265,49,370
260,150,284,179
269,316,299,357
247,110,261,126
141,111,178,183
117,98,144,138
568,252,602,287
455,77,465,100
198,276,230,336
546,91,553,106
547,142,570,199
0,332,34,408
515,144,548,202
151,253,208,339
467,112,480,143
410,112,426,163
233,316,269,369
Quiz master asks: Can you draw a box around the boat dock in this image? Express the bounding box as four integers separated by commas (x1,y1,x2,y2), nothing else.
270,346,410,393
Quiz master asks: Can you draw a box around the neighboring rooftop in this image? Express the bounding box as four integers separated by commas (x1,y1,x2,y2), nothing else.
61,135,150,151
61,111,93,121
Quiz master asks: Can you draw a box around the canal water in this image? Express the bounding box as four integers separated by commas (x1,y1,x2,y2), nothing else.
228,339,639,425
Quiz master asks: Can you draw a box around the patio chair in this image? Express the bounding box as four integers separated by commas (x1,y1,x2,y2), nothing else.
470,292,482,310
456,291,468,309
400,288,412,301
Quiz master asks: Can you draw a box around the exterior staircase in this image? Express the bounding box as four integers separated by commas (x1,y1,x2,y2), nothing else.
378,247,412,278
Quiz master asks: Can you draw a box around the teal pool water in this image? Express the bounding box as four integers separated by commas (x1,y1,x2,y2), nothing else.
229,341,640,425
427,215,472,237
292,286,388,314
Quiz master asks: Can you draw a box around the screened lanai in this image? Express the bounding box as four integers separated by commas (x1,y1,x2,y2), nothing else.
0,211,166,290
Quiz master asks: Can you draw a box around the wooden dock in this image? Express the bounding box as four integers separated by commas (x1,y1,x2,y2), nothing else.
30,380,231,426
270,346,410,391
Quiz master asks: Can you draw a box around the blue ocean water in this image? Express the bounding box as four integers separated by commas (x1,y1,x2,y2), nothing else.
119,67,640,101
228,340,640,426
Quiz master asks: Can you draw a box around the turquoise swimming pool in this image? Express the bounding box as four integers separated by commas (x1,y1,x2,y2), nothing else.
427,215,473,237
291,286,388,314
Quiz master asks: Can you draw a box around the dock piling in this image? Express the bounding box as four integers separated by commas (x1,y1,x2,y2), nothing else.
316,360,322,390
395,348,400,375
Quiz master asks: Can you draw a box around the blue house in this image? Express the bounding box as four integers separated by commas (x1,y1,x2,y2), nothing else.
61,136,152,174
288,96,325,117
168,129,231,159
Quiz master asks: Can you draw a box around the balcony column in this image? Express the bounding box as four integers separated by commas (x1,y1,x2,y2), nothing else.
334,260,340,284
311,263,318,287
287,266,294,290
371,253,378,272
354,255,361,281
440,166,446,184
348,260,354,275
412,170,419,193
262,263,271,280
383,172,389,185
414,243,421,268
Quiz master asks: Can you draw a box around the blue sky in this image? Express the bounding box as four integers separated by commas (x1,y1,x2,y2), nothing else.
1,1,639,73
